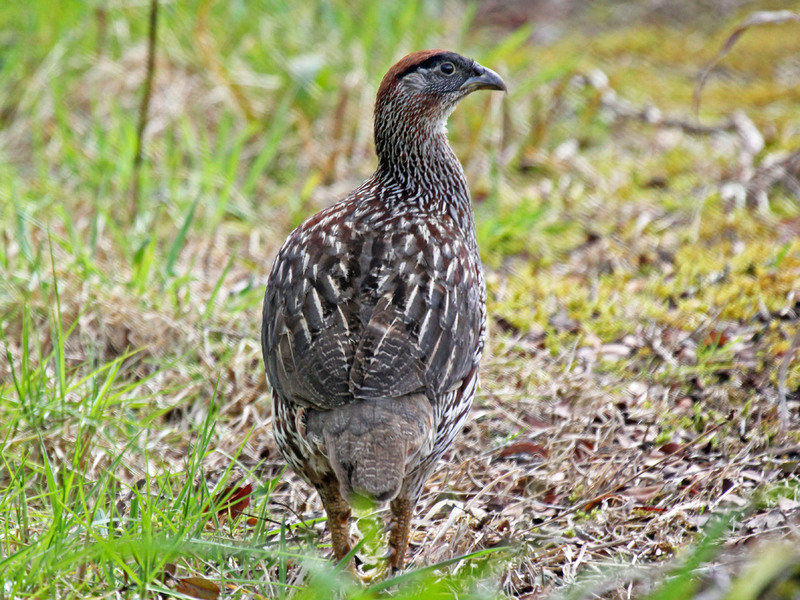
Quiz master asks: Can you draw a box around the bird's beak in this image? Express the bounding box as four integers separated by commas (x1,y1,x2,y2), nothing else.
460,64,507,93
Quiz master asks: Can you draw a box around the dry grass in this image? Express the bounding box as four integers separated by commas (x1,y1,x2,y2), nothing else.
2,1,800,598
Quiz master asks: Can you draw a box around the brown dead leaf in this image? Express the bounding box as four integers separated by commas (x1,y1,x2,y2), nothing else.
206,483,252,523
582,493,614,512
542,490,560,505
622,484,665,503
659,442,684,455
497,441,549,459
174,577,220,600
160,563,177,583
702,330,730,348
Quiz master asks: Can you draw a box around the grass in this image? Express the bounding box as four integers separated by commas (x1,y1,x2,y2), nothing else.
2,0,800,597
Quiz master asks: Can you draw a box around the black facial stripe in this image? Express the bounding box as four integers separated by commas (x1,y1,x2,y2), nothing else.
396,52,471,80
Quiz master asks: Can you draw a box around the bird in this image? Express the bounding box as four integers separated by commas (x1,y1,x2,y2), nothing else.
261,49,505,572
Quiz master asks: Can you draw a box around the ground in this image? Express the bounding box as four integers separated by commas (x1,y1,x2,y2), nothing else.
1,1,799,598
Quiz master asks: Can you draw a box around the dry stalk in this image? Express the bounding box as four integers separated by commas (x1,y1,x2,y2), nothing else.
130,0,159,219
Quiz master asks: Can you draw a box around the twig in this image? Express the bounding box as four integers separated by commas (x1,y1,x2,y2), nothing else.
694,10,800,116
575,72,738,137
95,6,107,57
576,71,766,179
130,0,159,220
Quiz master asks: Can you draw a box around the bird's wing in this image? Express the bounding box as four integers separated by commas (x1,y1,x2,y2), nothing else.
262,202,359,409
262,202,484,408
350,222,484,401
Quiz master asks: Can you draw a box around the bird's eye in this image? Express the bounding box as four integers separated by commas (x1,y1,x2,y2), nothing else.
439,62,455,76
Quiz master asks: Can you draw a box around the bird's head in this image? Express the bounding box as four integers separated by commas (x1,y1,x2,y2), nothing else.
375,49,506,136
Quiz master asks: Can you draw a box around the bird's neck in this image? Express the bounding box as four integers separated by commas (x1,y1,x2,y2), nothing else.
373,108,471,211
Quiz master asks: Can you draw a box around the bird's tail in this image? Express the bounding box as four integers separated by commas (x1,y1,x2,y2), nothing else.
305,395,433,505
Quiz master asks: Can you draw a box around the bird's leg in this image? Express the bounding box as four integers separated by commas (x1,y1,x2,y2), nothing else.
387,497,413,572
317,480,353,565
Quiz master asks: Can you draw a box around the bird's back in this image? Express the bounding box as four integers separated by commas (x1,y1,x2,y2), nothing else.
261,177,485,501
262,177,485,409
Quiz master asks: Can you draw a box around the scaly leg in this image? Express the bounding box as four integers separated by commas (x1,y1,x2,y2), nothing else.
388,497,413,572
317,480,353,565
